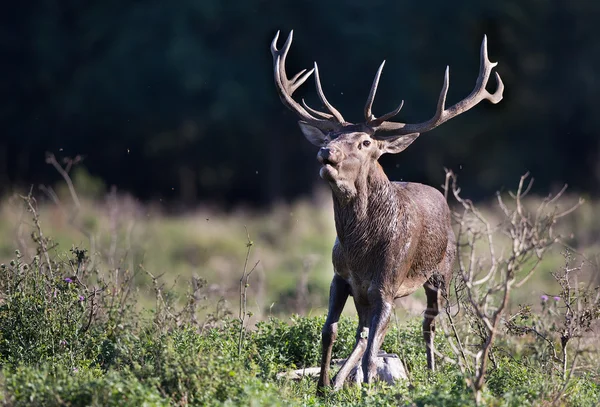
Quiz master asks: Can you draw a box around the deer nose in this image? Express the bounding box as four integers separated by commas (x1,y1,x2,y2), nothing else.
317,147,342,165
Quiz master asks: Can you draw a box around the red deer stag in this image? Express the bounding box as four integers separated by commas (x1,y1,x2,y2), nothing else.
271,31,503,390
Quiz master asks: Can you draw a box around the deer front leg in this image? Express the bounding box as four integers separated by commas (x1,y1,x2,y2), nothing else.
317,275,350,393
362,289,393,384
331,301,369,390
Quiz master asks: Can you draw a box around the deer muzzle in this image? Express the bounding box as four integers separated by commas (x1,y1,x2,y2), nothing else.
317,147,343,166
317,147,343,182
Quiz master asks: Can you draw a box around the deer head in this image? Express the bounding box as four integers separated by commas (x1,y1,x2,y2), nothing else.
271,31,504,199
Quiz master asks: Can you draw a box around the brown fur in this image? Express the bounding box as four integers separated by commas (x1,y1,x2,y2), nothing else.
303,130,456,390
270,31,502,392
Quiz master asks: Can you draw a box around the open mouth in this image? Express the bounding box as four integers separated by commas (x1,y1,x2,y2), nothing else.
320,157,335,166
319,163,338,181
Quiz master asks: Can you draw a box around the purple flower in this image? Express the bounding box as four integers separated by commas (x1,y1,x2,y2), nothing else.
73,367,78,373
64,277,73,283
78,295,85,302
541,295,548,302
59,339,67,346
553,296,560,302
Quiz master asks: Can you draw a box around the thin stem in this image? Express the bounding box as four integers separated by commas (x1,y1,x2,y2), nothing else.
21,193,53,277
238,227,259,356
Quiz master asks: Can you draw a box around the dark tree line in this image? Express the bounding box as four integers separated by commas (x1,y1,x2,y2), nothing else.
1,0,599,206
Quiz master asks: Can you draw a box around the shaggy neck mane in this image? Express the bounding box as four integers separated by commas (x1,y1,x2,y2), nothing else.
332,162,400,250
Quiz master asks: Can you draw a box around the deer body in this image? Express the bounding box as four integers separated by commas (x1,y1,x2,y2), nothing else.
317,135,456,388
270,31,503,390
331,171,451,294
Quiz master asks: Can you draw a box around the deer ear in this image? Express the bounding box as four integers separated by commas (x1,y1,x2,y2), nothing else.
379,133,420,155
298,121,330,147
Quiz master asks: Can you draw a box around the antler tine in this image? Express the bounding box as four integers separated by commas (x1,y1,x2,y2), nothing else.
430,66,450,125
313,62,345,123
373,35,504,138
271,30,342,131
364,61,406,126
369,100,405,127
303,99,334,120
364,61,386,121
478,35,504,104
272,30,313,94
290,69,307,84
270,30,281,55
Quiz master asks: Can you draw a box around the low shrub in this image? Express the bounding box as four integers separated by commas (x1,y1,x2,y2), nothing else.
0,193,597,406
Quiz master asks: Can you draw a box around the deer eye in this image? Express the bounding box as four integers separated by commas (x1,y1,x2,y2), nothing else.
362,140,371,148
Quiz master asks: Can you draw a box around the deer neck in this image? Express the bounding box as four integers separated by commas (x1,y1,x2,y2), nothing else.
331,162,399,248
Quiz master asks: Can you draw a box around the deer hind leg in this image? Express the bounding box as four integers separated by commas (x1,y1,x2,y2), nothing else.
332,300,369,390
318,275,350,393
423,237,455,371
423,280,441,371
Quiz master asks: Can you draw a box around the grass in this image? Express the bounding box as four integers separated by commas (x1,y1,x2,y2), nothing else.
0,190,338,318
0,173,598,405
1,185,597,318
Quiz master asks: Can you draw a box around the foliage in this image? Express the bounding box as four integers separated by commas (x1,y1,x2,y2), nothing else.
2,365,168,407
0,185,598,406
435,172,600,405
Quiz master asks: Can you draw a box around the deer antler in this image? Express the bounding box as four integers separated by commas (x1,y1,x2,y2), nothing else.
368,36,504,138
271,31,345,131
364,61,405,124
272,32,503,138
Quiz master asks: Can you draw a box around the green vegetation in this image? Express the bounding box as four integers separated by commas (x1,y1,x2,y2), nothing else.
2,173,599,318
0,239,597,407
0,191,338,317
0,189,598,406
